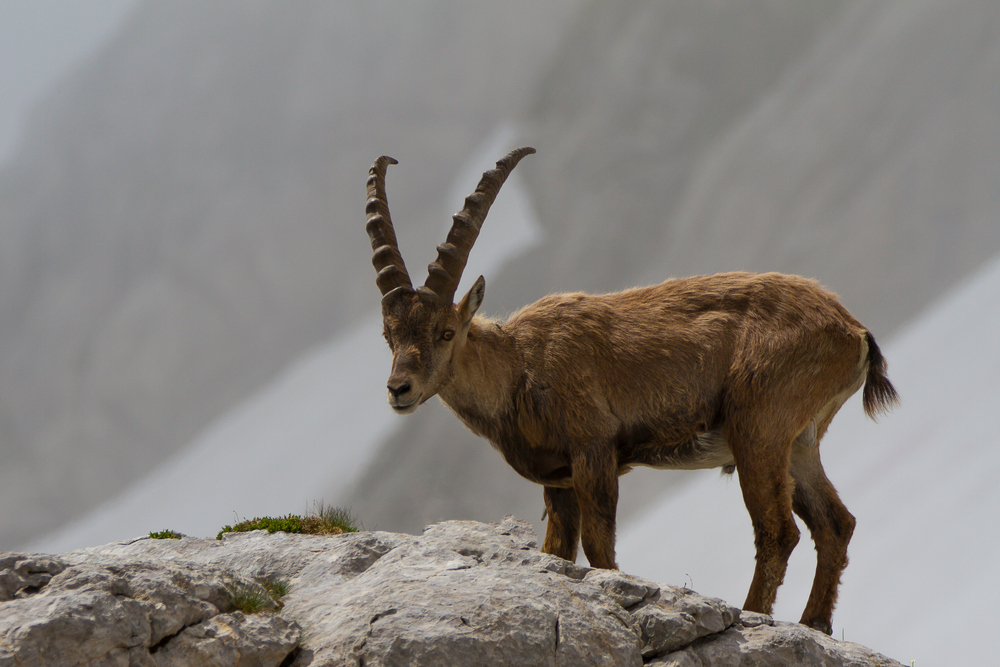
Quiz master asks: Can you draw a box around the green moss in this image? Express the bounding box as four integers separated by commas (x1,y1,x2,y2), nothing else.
148,529,182,540
217,515,303,540
216,504,361,540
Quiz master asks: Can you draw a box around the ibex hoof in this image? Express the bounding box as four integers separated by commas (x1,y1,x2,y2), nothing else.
802,618,833,635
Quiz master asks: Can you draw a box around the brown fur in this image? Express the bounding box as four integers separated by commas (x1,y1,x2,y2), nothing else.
366,148,898,634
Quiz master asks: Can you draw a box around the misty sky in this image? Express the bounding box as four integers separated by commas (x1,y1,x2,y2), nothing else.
0,0,136,164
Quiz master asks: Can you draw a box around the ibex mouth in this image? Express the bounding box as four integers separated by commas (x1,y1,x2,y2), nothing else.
390,395,423,414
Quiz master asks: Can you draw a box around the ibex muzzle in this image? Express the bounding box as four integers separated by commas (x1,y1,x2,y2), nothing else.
364,147,898,635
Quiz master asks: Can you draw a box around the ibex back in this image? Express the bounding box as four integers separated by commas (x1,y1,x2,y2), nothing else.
364,147,898,634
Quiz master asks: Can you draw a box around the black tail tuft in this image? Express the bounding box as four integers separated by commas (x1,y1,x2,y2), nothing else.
862,331,899,420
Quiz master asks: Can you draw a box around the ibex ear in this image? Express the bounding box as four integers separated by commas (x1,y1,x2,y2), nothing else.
457,275,486,326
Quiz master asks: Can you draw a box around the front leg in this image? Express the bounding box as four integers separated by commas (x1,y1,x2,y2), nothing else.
542,486,580,562
573,443,620,570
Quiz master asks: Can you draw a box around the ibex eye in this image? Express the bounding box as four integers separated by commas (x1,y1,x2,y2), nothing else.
441,330,455,341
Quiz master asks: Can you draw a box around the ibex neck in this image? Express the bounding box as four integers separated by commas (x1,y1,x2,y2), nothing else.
438,317,519,420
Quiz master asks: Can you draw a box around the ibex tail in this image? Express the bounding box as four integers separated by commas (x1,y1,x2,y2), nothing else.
862,331,899,420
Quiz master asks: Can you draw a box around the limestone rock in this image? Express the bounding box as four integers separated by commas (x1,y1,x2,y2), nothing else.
649,615,904,667
627,584,741,658
0,517,903,666
0,553,65,601
280,517,642,666
0,553,299,666
148,612,301,667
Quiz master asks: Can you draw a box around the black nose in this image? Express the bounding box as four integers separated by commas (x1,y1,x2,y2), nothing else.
387,382,411,399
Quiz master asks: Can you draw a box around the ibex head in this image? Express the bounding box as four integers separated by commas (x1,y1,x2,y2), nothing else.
365,147,535,413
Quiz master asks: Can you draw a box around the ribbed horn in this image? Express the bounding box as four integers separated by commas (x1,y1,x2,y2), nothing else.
366,155,414,298
422,146,535,303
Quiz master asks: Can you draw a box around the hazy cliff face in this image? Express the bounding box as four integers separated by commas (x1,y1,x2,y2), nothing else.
514,0,1000,337
0,0,580,546
5,0,1000,557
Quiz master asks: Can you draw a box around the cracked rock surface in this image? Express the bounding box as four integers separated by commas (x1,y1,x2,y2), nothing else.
0,552,298,666
1,517,902,666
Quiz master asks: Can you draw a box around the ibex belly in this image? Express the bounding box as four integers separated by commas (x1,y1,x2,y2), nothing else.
628,430,735,471
625,419,820,473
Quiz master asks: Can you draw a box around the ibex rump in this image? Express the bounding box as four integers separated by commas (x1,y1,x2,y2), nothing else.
365,147,897,634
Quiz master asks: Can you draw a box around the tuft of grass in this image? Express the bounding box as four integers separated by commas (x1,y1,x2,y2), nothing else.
226,576,290,614
260,577,291,602
216,503,361,540
227,580,276,614
148,530,182,540
312,501,362,534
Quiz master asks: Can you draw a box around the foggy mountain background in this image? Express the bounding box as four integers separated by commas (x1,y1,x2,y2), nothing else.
2,1,999,663
0,0,138,164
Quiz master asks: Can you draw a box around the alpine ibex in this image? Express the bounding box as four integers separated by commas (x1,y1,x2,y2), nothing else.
364,147,898,634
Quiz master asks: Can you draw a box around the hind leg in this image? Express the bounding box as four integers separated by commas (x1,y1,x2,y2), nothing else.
790,442,856,634
729,422,800,615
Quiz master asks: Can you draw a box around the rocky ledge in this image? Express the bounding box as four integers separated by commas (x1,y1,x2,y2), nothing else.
1,517,902,666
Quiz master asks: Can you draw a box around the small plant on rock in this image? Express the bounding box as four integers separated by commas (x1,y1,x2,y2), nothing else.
227,580,277,614
217,515,304,540
226,576,291,614
216,503,361,540
148,530,182,540
309,502,362,534
261,577,291,603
